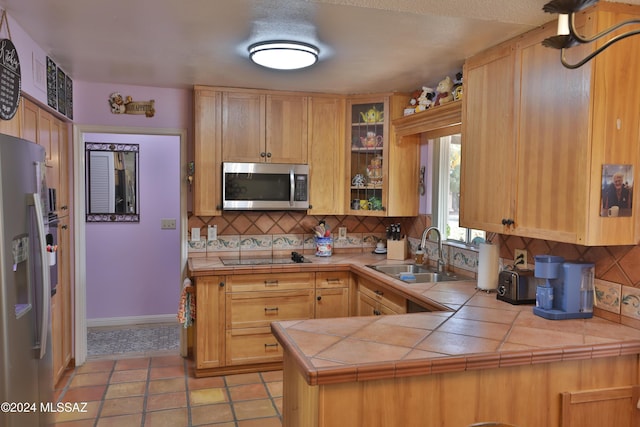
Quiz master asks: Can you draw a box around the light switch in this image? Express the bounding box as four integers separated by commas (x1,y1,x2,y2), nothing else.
161,218,176,229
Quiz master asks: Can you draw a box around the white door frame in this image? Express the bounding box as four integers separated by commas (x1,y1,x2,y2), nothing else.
72,125,188,365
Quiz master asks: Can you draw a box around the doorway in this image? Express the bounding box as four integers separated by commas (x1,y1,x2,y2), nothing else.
73,126,187,365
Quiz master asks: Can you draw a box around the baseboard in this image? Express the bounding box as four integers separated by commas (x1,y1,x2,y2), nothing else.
87,314,177,328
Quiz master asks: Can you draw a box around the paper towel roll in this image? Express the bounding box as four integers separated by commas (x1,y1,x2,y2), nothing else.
477,243,499,290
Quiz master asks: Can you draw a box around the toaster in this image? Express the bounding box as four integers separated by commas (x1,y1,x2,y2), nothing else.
497,269,536,305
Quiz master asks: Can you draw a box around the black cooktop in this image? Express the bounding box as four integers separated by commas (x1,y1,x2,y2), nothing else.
220,252,311,266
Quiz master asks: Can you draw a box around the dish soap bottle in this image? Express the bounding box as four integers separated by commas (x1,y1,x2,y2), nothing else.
415,245,424,264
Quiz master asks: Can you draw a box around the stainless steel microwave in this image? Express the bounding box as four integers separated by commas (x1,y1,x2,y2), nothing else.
222,162,309,210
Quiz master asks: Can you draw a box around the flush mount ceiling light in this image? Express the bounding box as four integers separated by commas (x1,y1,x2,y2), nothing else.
542,0,640,69
248,41,319,70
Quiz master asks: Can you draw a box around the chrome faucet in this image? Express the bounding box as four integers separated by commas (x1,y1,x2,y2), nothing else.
420,226,446,273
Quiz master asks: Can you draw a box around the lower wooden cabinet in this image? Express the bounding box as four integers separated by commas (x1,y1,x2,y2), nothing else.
194,271,317,376
561,386,640,427
193,269,428,376
315,272,350,318
194,276,225,370
357,278,407,315
225,273,314,370
226,327,283,366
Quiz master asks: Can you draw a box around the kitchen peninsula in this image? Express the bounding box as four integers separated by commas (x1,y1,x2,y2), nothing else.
189,254,640,426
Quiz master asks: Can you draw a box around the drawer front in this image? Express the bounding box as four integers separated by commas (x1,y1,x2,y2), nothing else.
227,272,314,292
358,279,406,313
226,289,314,329
316,271,350,289
226,327,282,365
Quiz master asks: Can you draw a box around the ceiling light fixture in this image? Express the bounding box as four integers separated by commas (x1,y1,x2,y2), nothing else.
248,41,319,70
542,0,640,69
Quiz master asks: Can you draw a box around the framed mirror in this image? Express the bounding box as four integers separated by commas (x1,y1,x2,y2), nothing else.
85,142,139,222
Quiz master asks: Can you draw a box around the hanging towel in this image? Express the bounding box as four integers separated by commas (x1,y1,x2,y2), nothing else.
177,278,196,328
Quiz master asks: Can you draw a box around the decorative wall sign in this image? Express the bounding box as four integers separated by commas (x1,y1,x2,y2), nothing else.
0,38,21,120
108,92,155,117
56,66,66,116
601,164,633,217
45,56,73,119
65,74,73,120
46,56,56,109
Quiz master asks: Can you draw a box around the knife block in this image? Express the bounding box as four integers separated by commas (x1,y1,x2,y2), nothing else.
386,238,408,260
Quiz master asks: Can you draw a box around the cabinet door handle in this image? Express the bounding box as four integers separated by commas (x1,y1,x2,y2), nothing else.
317,296,322,301
60,205,68,211
219,282,225,288
264,280,279,286
61,225,68,230
266,152,272,158
264,307,279,313
326,278,341,284
373,309,381,316
374,290,384,296
264,343,279,350
260,152,266,158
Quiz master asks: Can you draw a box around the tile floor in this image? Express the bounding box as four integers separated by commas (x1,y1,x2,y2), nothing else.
52,353,283,427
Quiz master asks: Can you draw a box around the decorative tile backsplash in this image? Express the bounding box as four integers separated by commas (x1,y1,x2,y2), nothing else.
188,211,640,327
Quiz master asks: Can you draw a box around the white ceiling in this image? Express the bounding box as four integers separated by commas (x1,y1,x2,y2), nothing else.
0,0,638,94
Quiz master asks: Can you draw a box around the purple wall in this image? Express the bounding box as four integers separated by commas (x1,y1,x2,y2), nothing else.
72,81,192,131
84,133,181,319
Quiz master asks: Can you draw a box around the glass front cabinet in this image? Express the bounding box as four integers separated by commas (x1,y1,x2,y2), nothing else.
346,94,419,217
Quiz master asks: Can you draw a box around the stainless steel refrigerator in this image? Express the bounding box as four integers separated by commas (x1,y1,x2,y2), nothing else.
0,134,53,426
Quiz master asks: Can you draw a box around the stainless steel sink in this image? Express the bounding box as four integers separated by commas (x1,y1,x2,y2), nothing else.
367,264,460,283
369,264,431,275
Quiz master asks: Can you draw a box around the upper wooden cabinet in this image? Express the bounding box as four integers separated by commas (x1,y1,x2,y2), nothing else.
221,90,308,164
194,86,311,215
193,86,222,216
308,95,346,215
345,93,418,217
460,41,517,235
461,2,640,245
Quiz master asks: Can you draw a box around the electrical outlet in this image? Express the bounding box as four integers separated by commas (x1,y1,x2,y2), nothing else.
207,225,217,241
514,249,527,268
161,218,176,230
191,227,201,242
338,227,347,240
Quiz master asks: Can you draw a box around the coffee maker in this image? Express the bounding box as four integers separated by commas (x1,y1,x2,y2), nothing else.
533,255,595,320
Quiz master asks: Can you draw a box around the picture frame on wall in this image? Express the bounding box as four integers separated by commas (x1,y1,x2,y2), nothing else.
600,164,633,217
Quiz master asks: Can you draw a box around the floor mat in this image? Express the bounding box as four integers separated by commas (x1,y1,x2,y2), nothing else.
87,323,181,357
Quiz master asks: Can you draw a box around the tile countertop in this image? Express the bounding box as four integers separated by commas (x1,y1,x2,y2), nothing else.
187,253,640,386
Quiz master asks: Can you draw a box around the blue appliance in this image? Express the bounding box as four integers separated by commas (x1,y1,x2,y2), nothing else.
533,255,595,320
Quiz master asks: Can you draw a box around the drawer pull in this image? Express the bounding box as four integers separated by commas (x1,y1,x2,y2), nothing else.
326,278,342,283
264,343,279,350
264,280,279,286
264,307,279,313
374,290,384,296
373,309,382,316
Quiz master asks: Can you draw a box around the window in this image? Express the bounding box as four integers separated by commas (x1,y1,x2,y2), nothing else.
432,134,485,244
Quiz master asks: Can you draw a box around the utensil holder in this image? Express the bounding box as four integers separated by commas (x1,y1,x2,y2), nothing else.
315,237,333,257
387,238,408,260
